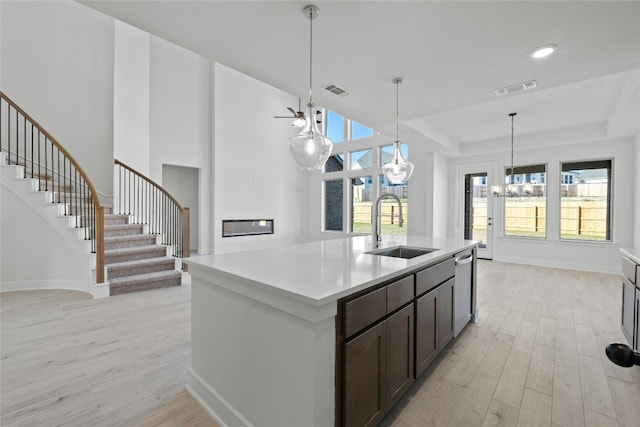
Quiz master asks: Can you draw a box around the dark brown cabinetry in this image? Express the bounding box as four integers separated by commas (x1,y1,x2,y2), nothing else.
341,276,415,427
344,322,386,427
636,288,640,352
385,304,414,409
415,276,455,377
338,251,473,427
415,286,438,376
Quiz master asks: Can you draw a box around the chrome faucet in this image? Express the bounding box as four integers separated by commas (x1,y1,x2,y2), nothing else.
372,193,404,247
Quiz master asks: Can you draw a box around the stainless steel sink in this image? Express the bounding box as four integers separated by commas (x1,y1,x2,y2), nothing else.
366,246,438,259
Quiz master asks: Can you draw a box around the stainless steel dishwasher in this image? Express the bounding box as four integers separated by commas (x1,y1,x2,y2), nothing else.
454,251,474,336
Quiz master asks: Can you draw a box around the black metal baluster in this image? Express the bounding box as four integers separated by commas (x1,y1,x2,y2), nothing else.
15,106,18,165
8,105,11,164
30,125,34,178
128,169,131,215
37,132,41,189
22,112,26,170
44,138,48,191
74,170,79,227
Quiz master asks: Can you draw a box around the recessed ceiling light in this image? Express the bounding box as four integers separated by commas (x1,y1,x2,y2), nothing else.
530,44,557,59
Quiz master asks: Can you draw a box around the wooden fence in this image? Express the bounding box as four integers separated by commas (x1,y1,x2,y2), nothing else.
472,199,607,238
353,203,408,225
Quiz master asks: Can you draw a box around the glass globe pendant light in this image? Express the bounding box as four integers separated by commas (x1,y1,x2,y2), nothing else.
288,5,333,170
383,78,414,184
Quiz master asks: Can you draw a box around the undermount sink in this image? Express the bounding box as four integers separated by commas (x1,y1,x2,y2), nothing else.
366,246,438,259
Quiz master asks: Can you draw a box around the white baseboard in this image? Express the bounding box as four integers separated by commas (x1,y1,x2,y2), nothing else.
0,279,95,297
493,255,619,275
186,368,254,427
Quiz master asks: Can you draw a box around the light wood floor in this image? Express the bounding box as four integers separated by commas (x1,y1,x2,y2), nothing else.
1,261,640,426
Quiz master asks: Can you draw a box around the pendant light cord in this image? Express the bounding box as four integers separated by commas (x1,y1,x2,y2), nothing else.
308,7,314,107
510,112,516,185
396,80,399,143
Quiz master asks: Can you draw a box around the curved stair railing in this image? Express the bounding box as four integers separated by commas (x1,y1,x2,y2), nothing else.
0,91,105,283
114,159,190,261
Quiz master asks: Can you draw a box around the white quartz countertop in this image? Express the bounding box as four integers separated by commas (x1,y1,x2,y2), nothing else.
621,248,640,265
186,235,479,306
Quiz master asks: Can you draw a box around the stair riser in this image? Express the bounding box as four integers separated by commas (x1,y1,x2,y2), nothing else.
104,248,168,264
105,217,129,226
109,276,181,296
105,237,157,250
104,226,144,237
107,261,176,279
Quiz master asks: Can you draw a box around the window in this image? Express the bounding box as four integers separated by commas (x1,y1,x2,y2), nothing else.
321,110,405,236
351,175,372,233
380,143,409,166
324,154,344,173
326,111,345,143
324,179,343,231
380,175,408,237
350,149,373,170
504,164,546,238
351,120,374,140
560,160,612,241
325,110,374,143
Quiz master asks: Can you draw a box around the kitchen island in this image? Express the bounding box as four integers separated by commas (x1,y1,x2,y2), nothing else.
186,236,479,427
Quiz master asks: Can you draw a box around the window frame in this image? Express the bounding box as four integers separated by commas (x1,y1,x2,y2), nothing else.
559,159,613,242
502,163,548,239
322,143,410,235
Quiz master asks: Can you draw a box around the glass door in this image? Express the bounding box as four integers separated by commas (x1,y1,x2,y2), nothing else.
463,171,493,259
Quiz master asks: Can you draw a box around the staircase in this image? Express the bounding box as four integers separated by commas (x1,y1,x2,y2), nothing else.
104,214,182,295
1,91,188,297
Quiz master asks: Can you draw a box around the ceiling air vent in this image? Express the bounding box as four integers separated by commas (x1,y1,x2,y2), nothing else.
494,80,537,96
324,84,350,97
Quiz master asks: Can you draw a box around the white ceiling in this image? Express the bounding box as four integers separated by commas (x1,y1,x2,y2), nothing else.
80,1,640,156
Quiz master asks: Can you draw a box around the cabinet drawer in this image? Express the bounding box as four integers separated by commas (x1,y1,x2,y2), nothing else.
345,287,387,338
623,257,637,284
416,258,455,296
387,276,414,314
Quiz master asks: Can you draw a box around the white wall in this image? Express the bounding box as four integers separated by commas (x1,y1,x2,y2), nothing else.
634,133,640,249
213,63,304,253
0,1,114,195
1,166,97,295
432,152,449,238
114,21,150,174
448,137,636,273
149,36,213,254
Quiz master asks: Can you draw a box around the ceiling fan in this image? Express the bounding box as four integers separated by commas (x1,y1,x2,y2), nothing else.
274,98,306,127
274,108,306,127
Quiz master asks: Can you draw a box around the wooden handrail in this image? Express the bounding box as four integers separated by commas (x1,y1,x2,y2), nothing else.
1,91,105,282
114,159,185,211
113,159,190,258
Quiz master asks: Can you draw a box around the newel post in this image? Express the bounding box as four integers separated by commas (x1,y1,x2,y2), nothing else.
96,206,105,283
182,207,190,259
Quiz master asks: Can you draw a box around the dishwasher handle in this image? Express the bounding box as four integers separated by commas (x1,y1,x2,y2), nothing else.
455,254,474,266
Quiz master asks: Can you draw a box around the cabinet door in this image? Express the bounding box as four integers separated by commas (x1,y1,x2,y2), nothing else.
438,278,455,351
622,278,635,347
415,287,438,377
344,322,386,427
385,304,414,409
635,288,640,351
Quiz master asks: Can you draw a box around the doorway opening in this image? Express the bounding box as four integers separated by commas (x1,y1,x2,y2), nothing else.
162,165,199,255
464,172,492,259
